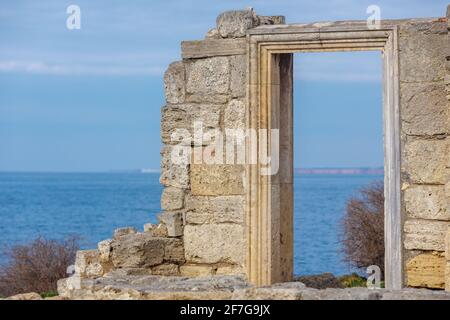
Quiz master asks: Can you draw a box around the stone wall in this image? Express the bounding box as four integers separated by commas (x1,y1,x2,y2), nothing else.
59,7,450,293
400,14,450,289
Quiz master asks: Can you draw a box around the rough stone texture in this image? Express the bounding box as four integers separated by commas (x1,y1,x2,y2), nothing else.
185,194,244,224
446,262,450,292
4,292,43,300
180,264,215,277
446,227,450,261
75,250,105,278
164,61,185,104
184,224,244,264
404,219,450,251
57,273,450,300
399,24,449,82
151,264,180,276
190,164,245,196
406,253,446,289
161,187,184,211
224,99,246,130
186,57,230,98
216,9,257,38
405,185,449,220
230,55,247,98
163,238,185,264
161,103,221,145
113,227,137,240
97,239,113,263
158,211,184,237
110,234,165,268
403,138,448,184
401,82,448,136
215,264,244,276
143,223,169,237
160,145,190,189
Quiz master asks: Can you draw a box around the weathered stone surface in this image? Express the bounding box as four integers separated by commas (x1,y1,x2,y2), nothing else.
4,292,43,300
446,227,450,260
151,263,180,276
215,264,244,276
230,56,247,98
161,103,221,145
185,194,244,224
158,211,184,237
160,145,190,188
113,227,137,240
75,250,105,278
164,61,185,104
110,234,165,268
191,164,245,196
216,9,257,38
405,185,449,220
257,15,286,25
446,262,450,292
143,223,168,237
232,282,306,300
182,39,247,59
401,82,448,136
97,239,113,263
179,264,215,277
161,187,185,211
186,57,230,96
404,219,449,251
403,139,448,184
399,28,449,82
224,99,246,129
163,238,185,264
406,253,446,289
184,224,244,264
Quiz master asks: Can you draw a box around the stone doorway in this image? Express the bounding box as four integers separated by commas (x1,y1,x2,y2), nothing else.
245,24,402,289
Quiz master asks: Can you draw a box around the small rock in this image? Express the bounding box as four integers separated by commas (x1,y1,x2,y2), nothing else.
113,227,137,240
143,223,168,237
5,292,43,300
216,8,258,38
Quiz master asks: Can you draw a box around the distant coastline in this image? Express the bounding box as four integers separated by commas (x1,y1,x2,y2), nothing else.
295,167,383,175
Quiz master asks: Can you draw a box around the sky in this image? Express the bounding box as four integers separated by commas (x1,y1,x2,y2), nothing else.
0,0,447,171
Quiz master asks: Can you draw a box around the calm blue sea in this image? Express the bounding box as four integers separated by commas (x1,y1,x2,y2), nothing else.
0,172,381,276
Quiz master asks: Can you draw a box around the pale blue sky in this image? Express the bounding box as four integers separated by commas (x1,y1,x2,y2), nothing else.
0,1,447,171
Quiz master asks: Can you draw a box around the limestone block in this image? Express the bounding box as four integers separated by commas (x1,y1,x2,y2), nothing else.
143,223,168,237
230,55,247,98
185,194,244,224
446,263,450,292
163,238,185,264
403,138,448,184
405,185,449,220
161,103,221,144
151,263,180,276
446,227,450,260
161,187,185,211
404,219,449,251
401,82,448,136
399,29,449,82
158,211,184,237
184,224,244,264
110,233,165,268
186,57,230,96
160,145,190,188
179,264,215,277
216,9,257,38
113,227,137,240
164,61,185,104
224,99,246,130
191,164,245,196
406,253,446,289
97,239,113,263
75,250,104,278
215,264,244,276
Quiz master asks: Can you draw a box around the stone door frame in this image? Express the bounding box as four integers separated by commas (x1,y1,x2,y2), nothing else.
245,23,402,289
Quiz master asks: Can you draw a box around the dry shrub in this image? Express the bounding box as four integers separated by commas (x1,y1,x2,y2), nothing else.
341,181,384,274
0,237,79,297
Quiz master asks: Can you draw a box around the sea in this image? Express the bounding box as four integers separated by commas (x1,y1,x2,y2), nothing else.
0,172,382,276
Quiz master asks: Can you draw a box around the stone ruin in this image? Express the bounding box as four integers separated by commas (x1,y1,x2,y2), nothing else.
57,7,450,299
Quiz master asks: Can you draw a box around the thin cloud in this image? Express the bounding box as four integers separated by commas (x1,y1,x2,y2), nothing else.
0,60,165,76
